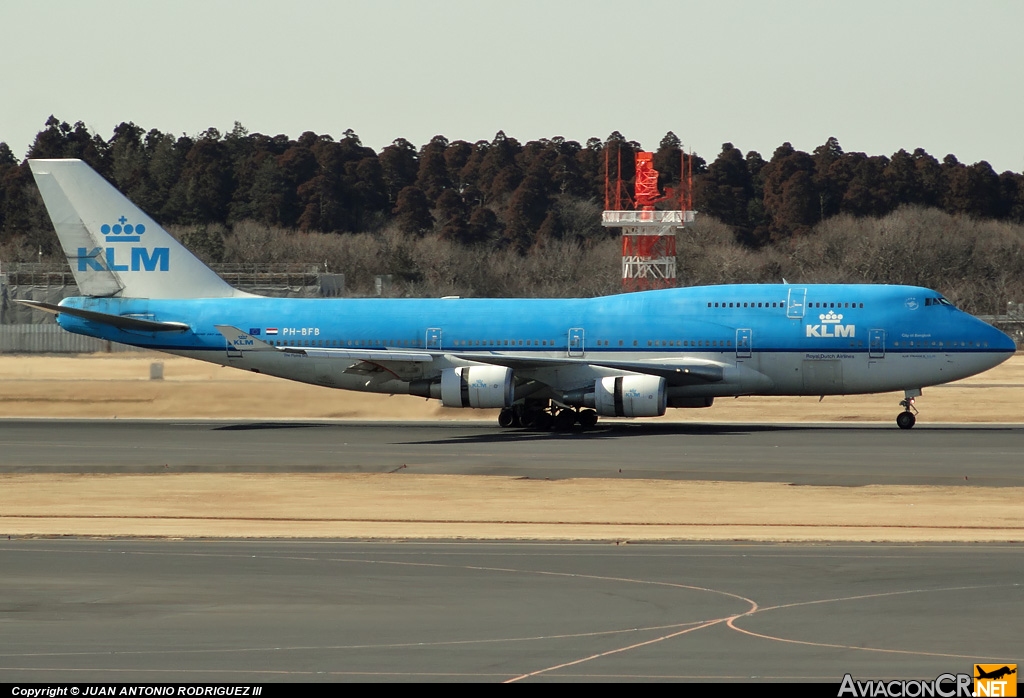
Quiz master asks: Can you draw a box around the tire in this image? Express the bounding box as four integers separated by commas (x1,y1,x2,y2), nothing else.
896,411,916,429
498,408,516,428
578,409,598,429
553,410,577,431
520,409,548,431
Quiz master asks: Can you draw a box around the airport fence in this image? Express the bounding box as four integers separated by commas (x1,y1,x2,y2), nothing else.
0,323,145,354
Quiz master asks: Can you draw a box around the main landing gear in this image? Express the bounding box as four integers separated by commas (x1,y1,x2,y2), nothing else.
896,388,921,429
498,399,598,431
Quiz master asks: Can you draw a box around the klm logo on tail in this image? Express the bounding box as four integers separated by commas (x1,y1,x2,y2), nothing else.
78,216,169,272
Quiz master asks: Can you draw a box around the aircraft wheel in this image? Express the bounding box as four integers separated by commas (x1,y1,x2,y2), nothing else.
498,408,517,428
578,409,598,429
521,409,551,431
553,409,577,431
534,411,553,431
896,411,916,429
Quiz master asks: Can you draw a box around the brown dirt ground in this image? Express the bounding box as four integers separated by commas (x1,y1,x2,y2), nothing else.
1,352,1022,542
0,351,1023,422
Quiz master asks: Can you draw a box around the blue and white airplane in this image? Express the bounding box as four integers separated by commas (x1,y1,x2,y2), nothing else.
21,159,1016,429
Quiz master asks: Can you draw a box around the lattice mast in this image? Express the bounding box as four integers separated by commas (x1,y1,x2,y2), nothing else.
603,149,696,291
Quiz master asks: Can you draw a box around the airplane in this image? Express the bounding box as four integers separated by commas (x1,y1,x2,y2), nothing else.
19,158,1016,430
975,666,1017,681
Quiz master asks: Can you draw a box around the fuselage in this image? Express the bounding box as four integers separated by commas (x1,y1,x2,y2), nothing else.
56,283,1015,401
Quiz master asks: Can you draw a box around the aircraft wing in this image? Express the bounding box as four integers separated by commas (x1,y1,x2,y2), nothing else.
214,327,722,385
214,325,435,363
450,352,725,385
17,299,190,332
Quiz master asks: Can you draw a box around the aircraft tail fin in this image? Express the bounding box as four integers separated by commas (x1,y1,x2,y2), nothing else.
28,159,246,299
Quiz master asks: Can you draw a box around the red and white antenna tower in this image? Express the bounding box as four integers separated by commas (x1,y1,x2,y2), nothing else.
602,148,696,291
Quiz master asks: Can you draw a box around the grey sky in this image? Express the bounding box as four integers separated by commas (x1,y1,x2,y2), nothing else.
2,0,1022,172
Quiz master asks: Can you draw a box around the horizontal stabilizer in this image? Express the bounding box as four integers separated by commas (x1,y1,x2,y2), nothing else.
16,300,190,332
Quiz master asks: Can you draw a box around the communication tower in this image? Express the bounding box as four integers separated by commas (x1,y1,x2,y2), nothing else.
602,148,696,291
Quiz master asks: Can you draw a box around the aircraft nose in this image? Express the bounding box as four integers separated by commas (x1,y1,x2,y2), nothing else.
983,321,1015,354
989,325,1017,354
974,320,1017,372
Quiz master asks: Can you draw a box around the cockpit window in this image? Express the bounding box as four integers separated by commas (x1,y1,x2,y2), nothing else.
925,296,955,307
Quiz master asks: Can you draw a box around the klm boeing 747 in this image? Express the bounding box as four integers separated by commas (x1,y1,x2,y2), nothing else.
21,159,1016,429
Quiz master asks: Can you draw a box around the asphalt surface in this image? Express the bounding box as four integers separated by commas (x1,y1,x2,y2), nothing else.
1,419,1023,486
0,540,1019,683
3,421,1021,683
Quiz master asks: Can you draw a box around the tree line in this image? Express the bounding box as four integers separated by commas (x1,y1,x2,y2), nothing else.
3,117,1024,259
3,117,1024,317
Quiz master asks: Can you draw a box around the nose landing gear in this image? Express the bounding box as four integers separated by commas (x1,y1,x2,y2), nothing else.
896,389,921,429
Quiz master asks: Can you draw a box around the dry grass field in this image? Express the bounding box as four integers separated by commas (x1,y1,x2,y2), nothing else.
1,351,1022,542
1,351,1022,422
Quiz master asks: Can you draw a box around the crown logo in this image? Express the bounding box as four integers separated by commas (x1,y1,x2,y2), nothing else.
101,216,146,243
820,310,844,324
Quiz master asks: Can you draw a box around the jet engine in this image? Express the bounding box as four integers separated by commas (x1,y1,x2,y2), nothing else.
440,366,514,408
594,375,667,417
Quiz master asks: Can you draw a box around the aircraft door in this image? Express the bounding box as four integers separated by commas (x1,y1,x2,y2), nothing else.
426,327,442,350
568,328,585,357
787,288,807,319
736,328,752,359
869,329,885,359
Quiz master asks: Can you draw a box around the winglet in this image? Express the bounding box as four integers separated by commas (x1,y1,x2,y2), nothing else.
214,325,279,352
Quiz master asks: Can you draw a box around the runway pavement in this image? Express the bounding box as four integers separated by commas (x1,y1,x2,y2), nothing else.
0,539,1018,683
2,419,1023,485
3,422,1020,682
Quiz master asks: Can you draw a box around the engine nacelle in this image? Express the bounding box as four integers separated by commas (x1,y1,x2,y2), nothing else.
594,375,667,417
440,366,514,409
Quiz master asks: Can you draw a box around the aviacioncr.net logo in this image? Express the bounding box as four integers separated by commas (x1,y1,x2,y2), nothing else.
838,673,973,697
975,664,1017,697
